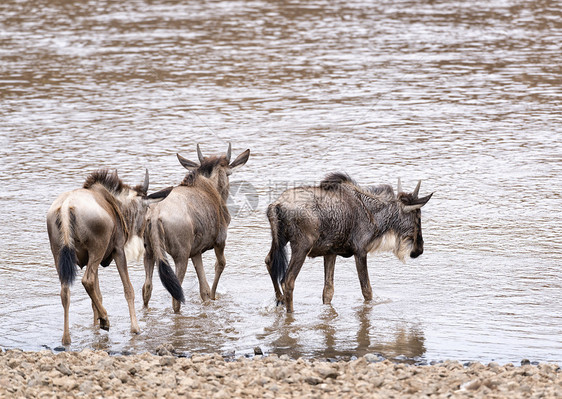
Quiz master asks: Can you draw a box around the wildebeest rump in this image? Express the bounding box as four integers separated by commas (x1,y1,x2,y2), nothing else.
46,169,168,345
143,143,250,312
265,172,433,312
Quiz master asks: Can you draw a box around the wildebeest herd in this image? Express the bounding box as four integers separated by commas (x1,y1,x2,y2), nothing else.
47,144,432,345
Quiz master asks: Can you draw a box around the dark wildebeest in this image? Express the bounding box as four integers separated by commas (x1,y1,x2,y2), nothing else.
143,143,250,312
265,172,433,312
46,169,170,345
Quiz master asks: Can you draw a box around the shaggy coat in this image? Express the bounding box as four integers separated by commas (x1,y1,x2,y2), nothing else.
46,169,168,345
143,144,250,312
265,172,432,312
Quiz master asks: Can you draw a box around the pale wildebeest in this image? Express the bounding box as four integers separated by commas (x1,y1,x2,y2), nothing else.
46,169,169,345
143,143,250,312
265,172,433,312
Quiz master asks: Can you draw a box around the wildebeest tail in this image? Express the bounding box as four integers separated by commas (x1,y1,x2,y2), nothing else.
149,218,185,303
55,206,78,285
158,259,185,303
267,204,289,284
58,246,77,285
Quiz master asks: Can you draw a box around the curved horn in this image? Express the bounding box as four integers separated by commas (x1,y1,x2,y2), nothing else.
140,168,149,193
412,180,421,198
226,142,232,163
397,177,402,194
197,143,204,163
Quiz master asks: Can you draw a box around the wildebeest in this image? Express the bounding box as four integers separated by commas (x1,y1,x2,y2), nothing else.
143,143,250,312
46,169,169,345
265,172,433,312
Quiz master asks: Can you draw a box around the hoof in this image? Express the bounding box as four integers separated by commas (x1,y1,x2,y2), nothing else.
99,318,110,331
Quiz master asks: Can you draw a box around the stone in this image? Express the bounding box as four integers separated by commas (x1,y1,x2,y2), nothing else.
305,376,322,385
159,356,175,367
461,379,481,391
371,377,384,388
364,353,383,363
79,380,95,394
115,369,129,383
1,349,561,398
56,362,72,376
315,366,339,379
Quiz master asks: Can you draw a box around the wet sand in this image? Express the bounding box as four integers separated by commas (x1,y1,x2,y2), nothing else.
1,348,560,398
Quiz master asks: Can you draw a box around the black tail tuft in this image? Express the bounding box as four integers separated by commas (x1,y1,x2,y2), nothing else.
58,246,77,285
269,204,289,284
271,241,288,284
158,259,185,303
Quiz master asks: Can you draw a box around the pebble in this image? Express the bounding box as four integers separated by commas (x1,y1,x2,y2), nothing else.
0,350,560,398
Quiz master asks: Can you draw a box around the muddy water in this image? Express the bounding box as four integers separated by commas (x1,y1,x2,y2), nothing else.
1,0,561,364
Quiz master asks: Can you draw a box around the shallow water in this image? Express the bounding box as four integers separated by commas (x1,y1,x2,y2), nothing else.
1,0,561,364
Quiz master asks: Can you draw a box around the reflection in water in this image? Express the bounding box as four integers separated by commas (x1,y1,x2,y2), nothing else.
355,303,425,359
260,303,425,360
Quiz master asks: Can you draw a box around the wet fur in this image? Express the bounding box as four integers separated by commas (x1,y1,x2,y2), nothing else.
143,146,250,309
47,168,158,344
266,172,431,312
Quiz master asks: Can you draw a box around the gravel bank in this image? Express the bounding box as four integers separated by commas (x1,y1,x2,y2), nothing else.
1,348,560,398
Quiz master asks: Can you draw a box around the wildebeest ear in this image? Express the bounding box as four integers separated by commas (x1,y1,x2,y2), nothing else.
146,186,173,203
229,149,250,170
177,153,199,170
402,192,433,212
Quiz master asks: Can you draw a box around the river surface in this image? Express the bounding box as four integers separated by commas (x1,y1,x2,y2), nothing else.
1,0,561,364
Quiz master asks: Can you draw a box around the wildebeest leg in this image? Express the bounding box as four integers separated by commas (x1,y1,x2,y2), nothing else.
283,242,312,313
60,284,71,345
323,254,337,304
191,253,212,302
354,254,373,301
172,253,189,313
113,249,140,334
210,244,226,300
92,272,102,325
82,260,110,330
265,251,284,305
142,244,155,308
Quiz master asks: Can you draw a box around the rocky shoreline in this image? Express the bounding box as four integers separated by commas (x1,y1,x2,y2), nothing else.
1,347,560,398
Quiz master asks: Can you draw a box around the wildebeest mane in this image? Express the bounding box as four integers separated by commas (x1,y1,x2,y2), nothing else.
366,184,396,201
180,156,228,187
82,169,129,240
320,172,355,191
83,169,128,194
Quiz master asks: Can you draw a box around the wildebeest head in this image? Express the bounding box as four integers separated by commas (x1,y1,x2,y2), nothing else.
120,169,168,261
395,179,433,260
176,143,250,201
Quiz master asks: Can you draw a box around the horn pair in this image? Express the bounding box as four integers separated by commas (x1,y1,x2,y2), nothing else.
397,178,421,198
196,142,232,163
